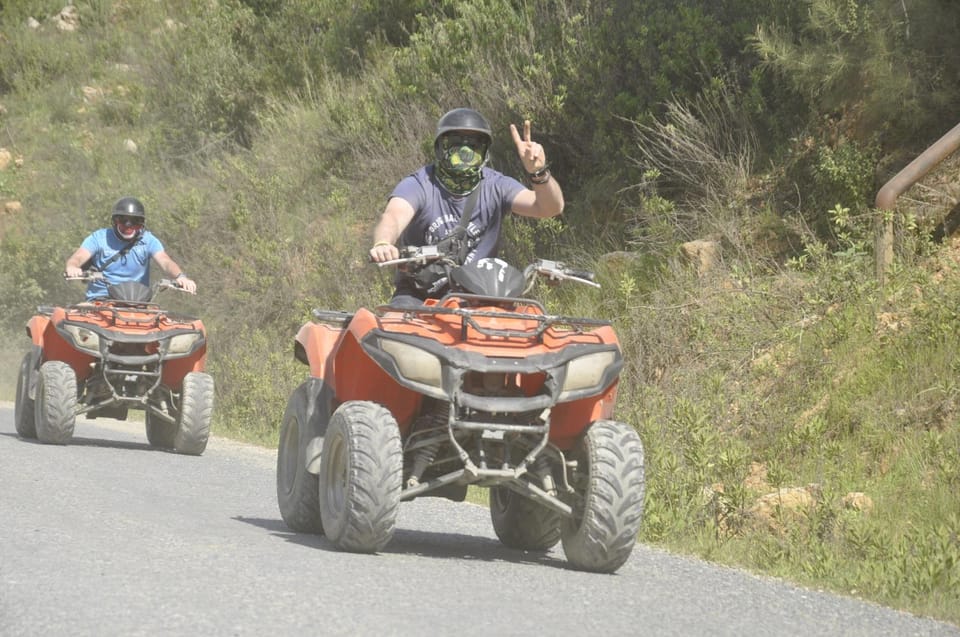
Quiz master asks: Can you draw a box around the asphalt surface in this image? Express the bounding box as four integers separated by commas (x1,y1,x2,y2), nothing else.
2,404,958,637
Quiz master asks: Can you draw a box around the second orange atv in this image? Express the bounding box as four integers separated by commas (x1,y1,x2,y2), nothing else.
15,274,213,455
276,247,645,573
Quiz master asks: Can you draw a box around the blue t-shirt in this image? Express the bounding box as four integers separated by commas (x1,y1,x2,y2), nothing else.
80,228,165,300
392,165,526,265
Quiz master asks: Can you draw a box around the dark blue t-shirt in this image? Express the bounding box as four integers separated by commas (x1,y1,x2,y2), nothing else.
391,165,525,265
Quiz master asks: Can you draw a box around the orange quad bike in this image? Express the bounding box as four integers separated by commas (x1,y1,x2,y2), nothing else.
276,246,645,573
14,272,213,455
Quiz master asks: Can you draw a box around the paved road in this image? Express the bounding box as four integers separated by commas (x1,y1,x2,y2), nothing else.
1,404,957,637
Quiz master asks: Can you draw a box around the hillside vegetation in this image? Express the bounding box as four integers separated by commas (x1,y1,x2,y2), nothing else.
1,0,958,624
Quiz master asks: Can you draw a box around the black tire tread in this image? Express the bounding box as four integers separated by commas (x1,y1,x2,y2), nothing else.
276,385,324,534
490,486,561,551
174,372,214,456
15,353,37,439
320,401,402,553
145,411,177,449
561,420,645,573
35,361,77,445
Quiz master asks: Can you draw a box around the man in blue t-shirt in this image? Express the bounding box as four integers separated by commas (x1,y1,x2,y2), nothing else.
368,108,564,304
64,196,197,300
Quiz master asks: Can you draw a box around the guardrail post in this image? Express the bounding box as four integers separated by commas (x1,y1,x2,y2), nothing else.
874,122,960,284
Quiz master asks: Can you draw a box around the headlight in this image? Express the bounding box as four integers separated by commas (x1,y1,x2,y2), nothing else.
380,339,442,387
168,332,203,354
63,324,100,354
561,350,617,393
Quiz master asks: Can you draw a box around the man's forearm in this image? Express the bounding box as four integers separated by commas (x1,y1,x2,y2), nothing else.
531,176,565,217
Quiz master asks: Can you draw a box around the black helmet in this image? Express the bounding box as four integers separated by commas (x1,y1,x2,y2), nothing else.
433,108,493,196
112,196,146,220
434,108,493,145
111,196,146,241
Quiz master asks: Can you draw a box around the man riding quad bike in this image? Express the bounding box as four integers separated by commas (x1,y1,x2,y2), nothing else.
15,272,213,455
276,246,645,573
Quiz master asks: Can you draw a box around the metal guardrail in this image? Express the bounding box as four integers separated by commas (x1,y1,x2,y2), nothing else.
875,122,960,283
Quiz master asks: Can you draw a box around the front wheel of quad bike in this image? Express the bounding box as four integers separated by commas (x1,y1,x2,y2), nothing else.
35,361,77,445
173,372,214,456
277,383,324,534
15,352,37,439
145,411,176,449
490,486,561,551
560,420,645,573
319,401,402,553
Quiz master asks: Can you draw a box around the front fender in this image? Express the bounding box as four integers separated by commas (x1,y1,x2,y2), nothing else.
289,377,335,474
20,345,43,401
294,322,346,382
25,314,52,348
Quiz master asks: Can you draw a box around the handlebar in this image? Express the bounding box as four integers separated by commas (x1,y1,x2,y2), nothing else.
63,272,194,295
374,245,445,269
566,269,596,282
63,271,105,282
528,259,601,289
373,247,601,290
156,278,193,293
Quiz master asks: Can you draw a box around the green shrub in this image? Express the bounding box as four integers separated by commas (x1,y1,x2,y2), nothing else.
0,18,91,93
140,1,265,157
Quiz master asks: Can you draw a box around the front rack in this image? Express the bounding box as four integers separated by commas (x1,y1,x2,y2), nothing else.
373,294,610,342
64,304,198,329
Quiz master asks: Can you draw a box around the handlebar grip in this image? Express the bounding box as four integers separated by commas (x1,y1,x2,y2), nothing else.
64,271,104,281
566,269,596,282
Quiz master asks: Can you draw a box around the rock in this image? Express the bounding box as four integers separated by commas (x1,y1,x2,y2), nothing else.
841,492,874,514
82,86,103,103
598,250,644,278
55,5,79,32
743,462,771,493
680,239,721,275
747,484,819,534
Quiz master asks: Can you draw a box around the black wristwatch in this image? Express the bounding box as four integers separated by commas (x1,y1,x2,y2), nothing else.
528,165,551,184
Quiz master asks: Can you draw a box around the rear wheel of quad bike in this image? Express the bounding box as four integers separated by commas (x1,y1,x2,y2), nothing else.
277,384,324,534
145,411,177,449
35,361,77,445
319,401,402,553
15,352,37,439
560,420,645,573
490,486,561,551
173,372,214,456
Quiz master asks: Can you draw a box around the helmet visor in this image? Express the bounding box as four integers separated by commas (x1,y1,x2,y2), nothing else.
439,133,489,163
438,133,489,176
114,216,144,238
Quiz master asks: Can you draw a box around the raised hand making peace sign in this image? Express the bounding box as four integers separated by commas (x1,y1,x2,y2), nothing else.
510,119,548,175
